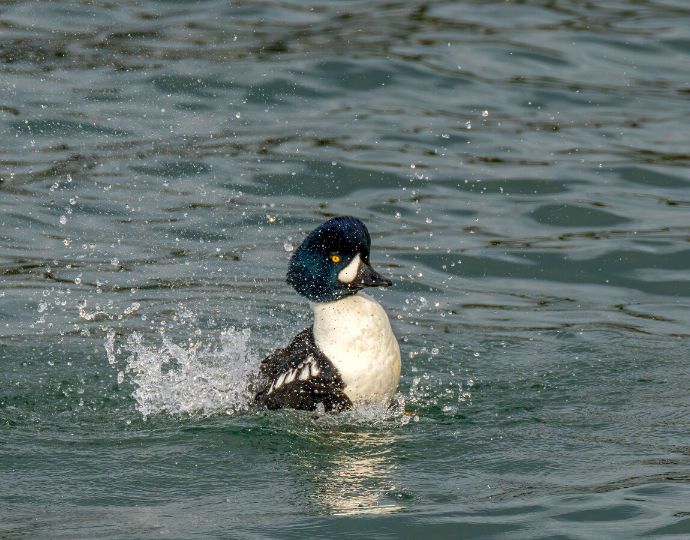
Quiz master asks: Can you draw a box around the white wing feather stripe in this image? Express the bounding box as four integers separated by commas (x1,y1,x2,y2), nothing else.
299,365,310,381
268,356,319,394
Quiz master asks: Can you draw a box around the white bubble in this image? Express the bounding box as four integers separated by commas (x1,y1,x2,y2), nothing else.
123,302,140,315
59,215,67,225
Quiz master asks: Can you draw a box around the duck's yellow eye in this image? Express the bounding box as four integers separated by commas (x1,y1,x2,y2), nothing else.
330,254,341,263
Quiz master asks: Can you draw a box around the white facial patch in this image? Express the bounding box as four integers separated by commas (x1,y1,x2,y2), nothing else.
337,253,361,284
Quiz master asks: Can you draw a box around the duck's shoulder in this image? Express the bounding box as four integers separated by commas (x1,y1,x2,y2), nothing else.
255,326,351,412
258,327,317,379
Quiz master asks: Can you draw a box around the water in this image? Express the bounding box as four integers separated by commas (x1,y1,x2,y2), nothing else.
1,0,690,537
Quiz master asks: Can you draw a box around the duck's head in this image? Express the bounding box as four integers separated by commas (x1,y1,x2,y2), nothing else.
287,216,392,303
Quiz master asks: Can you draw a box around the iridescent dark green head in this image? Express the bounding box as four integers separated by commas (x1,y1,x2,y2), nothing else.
286,216,392,303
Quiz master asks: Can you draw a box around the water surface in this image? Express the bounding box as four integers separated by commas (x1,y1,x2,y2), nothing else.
1,0,690,537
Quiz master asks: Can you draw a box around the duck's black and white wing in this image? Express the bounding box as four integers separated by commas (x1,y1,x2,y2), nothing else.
254,327,352,412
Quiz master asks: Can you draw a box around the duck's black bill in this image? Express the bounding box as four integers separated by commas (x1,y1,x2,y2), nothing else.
351,261,393,289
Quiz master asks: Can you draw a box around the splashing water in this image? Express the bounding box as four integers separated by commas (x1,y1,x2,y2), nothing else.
103,322,415,423
105,327,259,418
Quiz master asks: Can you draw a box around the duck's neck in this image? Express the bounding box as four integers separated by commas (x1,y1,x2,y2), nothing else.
310,293,382,339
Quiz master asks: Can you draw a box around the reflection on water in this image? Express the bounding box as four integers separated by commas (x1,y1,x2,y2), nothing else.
306,427,401,516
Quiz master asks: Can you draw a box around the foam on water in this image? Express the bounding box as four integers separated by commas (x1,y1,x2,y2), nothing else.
105,327,259,418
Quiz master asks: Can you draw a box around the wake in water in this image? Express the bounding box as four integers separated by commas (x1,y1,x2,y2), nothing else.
105,327,260,418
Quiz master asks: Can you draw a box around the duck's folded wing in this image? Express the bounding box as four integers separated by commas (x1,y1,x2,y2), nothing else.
255,327,351,412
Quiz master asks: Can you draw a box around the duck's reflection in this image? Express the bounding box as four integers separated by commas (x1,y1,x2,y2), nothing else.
302,424,403,516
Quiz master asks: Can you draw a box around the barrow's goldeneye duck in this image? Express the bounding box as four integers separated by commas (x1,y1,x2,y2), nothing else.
254,216,401,412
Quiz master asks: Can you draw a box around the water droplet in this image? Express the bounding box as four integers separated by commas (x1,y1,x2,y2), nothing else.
74,276,82,285
117,371,124,385
124,302,140,315
482,110,489,117
59,215,67,225
425,217,432,224
111,258,119,267
283,242,294,252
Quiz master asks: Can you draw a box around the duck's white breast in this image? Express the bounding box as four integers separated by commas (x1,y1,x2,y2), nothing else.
312,293,401,404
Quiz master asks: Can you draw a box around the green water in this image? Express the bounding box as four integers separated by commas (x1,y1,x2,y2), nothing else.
1,0,689,537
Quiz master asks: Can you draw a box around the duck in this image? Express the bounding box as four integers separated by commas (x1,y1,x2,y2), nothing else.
254,216,401,412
